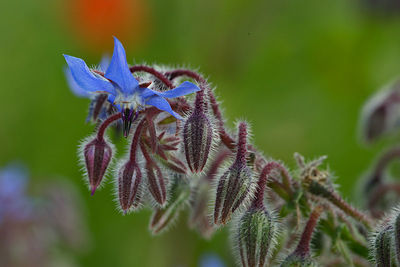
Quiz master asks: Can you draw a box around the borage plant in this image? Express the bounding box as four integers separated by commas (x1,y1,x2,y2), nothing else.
64,37,400,266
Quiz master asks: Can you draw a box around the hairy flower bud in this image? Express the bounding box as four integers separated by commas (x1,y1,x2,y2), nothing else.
360,81,400,143
149,175,189,235
183,90,214,173
82,137,113,195
373,226,393,267
394,211,400,265
235,207,277,267
118,160,142,212
140,141,167,207
214,122,255,225
146,160,167,207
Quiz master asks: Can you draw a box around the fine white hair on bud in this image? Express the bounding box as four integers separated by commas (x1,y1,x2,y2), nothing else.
233,207,278,267
213,122,257,225
78,134,115,196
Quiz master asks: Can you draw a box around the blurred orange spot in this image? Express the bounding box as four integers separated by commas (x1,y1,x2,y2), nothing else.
67,0,150,51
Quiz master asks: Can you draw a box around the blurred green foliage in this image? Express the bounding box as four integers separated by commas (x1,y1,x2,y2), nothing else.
2,0,400,266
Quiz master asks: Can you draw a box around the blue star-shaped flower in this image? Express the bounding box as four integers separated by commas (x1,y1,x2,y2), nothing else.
64,37,200,136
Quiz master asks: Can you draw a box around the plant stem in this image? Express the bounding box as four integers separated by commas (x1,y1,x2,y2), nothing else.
130,65,174,89
129,119,146,162
96,113,122,141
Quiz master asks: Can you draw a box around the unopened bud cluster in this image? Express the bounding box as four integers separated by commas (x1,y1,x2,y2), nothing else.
64,41,400,266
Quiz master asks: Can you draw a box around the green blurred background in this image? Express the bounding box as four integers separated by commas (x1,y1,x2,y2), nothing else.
1,0,400,266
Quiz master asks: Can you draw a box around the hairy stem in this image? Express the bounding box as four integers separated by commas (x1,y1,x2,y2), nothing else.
166,69,236,149
130,65,174,89
366,146,400,193
308,181,373,229
293,206,323,258
129,119,146,163
96,113,122,141
235,122,248,166
253,162,292,209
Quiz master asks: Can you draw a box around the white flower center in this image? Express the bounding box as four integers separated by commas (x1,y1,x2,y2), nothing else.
114,92,145,111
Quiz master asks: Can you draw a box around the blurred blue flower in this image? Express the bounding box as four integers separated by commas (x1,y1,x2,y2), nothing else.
64,37,200,126
0,163,32,223
199,253,226,267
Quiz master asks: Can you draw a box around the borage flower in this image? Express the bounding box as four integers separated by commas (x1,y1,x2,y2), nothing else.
64,37,200,137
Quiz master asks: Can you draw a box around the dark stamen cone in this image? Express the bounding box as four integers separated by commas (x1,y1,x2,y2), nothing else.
83,137,113,195
121,108,136,138
214,122,255,225
183,89,213,173
118,160,142,212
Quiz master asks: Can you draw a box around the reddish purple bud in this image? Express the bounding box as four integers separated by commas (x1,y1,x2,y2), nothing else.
214,122,255,225
360,82,400,143
146,160,167,207
183,90,213,173
83,137,113,195
118,160,142,212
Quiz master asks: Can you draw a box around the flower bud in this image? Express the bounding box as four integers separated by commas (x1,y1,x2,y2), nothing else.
235,207,277,267
149,175,189,235
360,81,400,143
146,160,167,207
214,122,255,225
394,211,400,265
214,164,254,225
82,137,113,195
183,90,214,173
372,226,393,267
118,160,142,212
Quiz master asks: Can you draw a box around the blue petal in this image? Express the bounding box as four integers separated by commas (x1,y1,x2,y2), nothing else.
64,55,115,95
145,96,183,120
142,81,200,99
64,67,91,98
105,37,139,95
